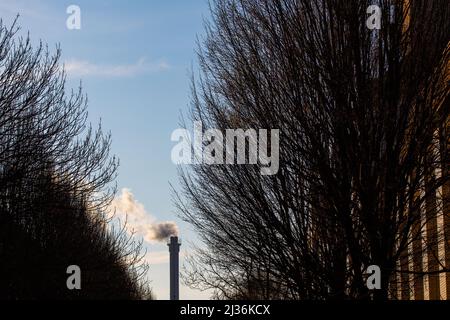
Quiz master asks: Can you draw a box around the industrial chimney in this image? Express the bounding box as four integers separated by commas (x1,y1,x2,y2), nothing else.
168,236,181,300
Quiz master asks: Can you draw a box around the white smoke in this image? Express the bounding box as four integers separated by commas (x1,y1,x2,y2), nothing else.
109,188,178,243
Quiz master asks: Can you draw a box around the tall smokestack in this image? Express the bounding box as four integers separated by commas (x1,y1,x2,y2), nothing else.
168,236,181,300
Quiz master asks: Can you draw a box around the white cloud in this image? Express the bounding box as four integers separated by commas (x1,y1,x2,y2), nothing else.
145,251,169,265
109,188,178,243
144,250,187,265
64,57,170,78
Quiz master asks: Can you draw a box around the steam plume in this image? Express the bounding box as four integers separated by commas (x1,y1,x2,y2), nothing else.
109,188,178,243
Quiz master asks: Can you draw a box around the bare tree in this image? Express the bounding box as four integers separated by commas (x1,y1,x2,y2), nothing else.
0,19,152,300
176,0,449,300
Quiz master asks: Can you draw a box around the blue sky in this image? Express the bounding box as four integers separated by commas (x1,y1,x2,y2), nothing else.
0,0,212,299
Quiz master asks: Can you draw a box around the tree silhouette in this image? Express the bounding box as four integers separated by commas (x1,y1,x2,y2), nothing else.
0,19,151,300
176,0,449,300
